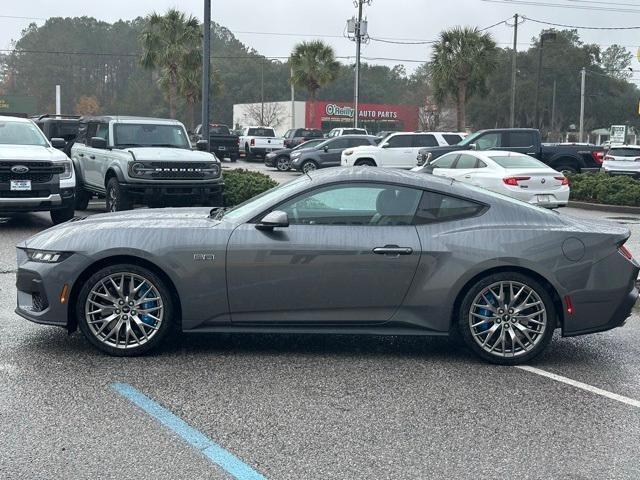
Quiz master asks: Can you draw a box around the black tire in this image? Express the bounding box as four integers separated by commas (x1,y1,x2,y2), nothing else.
75,188,91,210
244,144,253,160
301,160,318,174
230,155,238,163
554,162,578,175
76,264,175,356
355,159,376,167
457,272,556,365
106,177,132,212
50,203,75,225
275,155,291,171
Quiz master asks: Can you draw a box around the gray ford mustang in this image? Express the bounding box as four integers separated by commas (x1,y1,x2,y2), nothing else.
15,168,639,364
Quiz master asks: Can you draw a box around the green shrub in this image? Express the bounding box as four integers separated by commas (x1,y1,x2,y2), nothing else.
568,173,640,206
222,169,278,207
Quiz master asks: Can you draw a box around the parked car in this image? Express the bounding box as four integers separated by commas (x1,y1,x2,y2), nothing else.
283,128,324,149
0,115,75,224
32,114,80,156
193,123,240,162
327,127,368,137
265,138,326,171
416,128,604,174
341,132,463,169
601,145,640,178
291,135,378,173
414,150,569,208
17,167,639,364
71,116,223,211
239,126,284,159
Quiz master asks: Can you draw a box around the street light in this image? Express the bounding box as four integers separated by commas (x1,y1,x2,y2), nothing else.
534,31,556,129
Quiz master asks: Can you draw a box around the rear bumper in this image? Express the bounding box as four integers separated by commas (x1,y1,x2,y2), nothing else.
210,145,239,157
250,147,283,155
563,287,638,337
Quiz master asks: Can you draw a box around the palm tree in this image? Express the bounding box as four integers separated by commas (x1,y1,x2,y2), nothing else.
290,40,340,126
431,27,497,131
140,9,201,118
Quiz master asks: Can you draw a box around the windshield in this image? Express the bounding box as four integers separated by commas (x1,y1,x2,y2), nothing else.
222,176,311,221
209,125,230,135
0,120,49,146
489,155,547,168
114,123,190,149
293,139,324,151
458,131,484,146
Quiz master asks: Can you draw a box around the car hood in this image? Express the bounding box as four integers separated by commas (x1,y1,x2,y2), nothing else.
418,145,468,156
121,147,216,162
348,145,380,153
20,208,226,252
0,145,69,161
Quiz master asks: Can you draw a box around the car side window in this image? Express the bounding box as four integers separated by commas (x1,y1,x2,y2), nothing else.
413,135,439,148
443,134,463,145
385,135,413,148
327,138,350,149
415,191,486,224
477,160,488,168
432,154,458,169
508,132,535,148
95,123,109,142
475,133,501,150
349,138,371,147
277,183,422,226
86,122,98,141
455,154,478,169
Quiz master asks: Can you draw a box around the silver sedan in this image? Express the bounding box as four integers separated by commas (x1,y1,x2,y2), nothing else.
15,168,639,364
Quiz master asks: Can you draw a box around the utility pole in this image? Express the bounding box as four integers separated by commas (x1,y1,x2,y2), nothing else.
579,67,586,142
290,65,295,129
260,59,265,125
509,13,518,128
551,79,556,136
534,32,557,129
55,85,61,115
347,1,370,129
201,0,211,142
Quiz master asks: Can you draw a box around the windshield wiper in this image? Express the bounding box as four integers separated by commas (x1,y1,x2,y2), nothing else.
209,207,228,220
116,143,145,148
149,144,185,148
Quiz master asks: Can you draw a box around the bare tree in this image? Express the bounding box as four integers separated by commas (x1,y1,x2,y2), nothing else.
242,102,286,127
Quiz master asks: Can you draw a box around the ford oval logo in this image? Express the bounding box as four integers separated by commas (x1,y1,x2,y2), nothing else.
541,178,546,184
11,165,29,174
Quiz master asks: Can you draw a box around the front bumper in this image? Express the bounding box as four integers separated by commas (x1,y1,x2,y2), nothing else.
0,188,74,213
119,181,223,206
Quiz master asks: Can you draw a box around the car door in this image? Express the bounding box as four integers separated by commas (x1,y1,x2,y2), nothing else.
428,153,459,178
318,137,350,166
505,131,537,155
447,153,480,181
380,134,414,168
226,182,423,323
81,121,100,187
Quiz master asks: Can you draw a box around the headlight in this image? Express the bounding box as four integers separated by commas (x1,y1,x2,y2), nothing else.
59,160,73,180
24,249,72,263
344,149,354,156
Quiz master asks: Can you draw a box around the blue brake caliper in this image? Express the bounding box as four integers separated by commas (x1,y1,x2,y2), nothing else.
137,285,158,326
476,295,496,332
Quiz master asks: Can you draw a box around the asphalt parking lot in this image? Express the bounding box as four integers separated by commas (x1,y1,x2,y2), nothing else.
1,160,640,479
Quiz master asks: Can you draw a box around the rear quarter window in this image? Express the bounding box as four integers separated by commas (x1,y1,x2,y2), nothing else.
415,191,486,224
443,134,463,145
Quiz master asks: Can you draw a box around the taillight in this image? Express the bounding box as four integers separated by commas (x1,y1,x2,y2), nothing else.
250,138,255,146
554,176,569,186
619,244,634,261
591,151,604,163
503,176,531,186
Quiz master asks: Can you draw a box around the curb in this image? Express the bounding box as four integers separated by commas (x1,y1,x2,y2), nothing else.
567,201,640,215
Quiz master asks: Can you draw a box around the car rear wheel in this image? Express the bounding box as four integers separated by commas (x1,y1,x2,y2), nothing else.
458,272,555,365
77,264,174,356
301,160,318,173
355,159,376,167
555,163,578,175
106,178,132,212
275,156,291,171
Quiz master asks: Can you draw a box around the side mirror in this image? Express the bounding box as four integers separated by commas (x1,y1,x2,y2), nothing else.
256,210,289,230
381,143,390,148
196,140,209,151
469,143,477,151
323,145,329,152
90,137,107,149
426,152,434,164
50,137,66,149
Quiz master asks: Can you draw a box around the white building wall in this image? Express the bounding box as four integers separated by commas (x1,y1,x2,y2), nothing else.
233,101,306,137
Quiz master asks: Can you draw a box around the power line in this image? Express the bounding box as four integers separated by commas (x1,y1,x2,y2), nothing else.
481,0,640,13
523,15,640,30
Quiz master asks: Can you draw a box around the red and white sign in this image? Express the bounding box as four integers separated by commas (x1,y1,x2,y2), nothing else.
305,100,418,130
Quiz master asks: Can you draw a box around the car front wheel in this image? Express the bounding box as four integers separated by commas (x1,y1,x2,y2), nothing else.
77,264,174,356
50,203,75,225
106,178,132,212
458,272,556,365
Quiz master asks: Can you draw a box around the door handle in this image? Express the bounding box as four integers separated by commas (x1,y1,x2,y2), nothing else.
79,153,84,157
464,175,471,179
373,246,413,256
89,155,96,159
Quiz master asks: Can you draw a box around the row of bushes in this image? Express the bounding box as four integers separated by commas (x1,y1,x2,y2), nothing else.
568,173,640,207
222,169,278,207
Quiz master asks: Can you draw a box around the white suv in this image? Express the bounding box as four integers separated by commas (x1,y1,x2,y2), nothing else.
341,131,464,169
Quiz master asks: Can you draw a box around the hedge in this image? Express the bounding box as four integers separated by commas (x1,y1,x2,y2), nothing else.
568,173,640,207
222,169,278,207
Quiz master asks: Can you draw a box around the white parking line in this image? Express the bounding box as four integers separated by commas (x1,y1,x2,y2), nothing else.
516,365,640,408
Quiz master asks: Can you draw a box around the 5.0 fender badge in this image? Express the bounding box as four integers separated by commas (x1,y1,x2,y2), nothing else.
193,253,215,261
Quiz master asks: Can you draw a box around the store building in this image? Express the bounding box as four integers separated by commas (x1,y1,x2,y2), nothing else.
233,100,419,136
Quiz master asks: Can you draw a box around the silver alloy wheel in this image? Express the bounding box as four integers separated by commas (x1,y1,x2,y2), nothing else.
302,161,317,173
469,281,547,358
85,272,164,349
107,186,117,212
276,157,290,171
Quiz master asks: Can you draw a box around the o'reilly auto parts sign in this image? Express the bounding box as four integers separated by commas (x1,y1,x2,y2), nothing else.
325,103,399,119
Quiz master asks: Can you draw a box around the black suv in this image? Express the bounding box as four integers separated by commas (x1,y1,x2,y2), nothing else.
283,128,324,149
32,114,80,156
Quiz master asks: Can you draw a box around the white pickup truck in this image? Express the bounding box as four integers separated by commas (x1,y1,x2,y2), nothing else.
239,126,284,159
341,131,465,169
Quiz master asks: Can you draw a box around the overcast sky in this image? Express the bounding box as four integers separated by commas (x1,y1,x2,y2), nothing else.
2,0,640,75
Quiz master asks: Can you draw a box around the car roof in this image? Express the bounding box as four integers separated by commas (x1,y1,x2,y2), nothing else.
78,115,183,124
0,115,31,123
326,134,376,140
610,144,640,149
